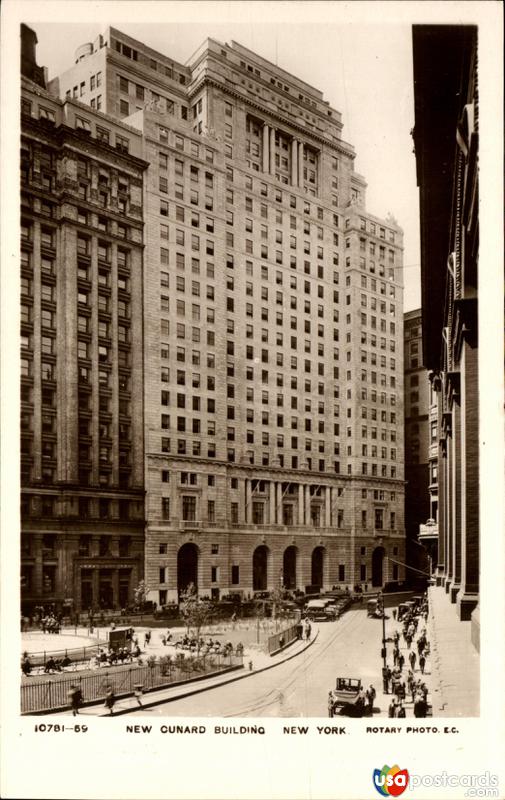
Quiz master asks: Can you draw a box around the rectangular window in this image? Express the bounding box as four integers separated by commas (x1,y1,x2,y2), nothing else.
182,495,196,521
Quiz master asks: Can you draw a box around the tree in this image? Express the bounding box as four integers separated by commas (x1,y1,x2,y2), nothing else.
133,580,149,609
179,583,212,651
269,586,285,629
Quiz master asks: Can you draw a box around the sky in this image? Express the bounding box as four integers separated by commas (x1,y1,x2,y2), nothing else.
31,6,422,310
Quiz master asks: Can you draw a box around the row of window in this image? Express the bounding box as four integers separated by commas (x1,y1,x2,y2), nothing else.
113,39,188,85
353,216,396,243
65,72,102,100
117,74,186,118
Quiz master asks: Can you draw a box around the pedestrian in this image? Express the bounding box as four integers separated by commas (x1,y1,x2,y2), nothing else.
305,622,312,640
386,665,392,692
366,684,376,715
382,666,389,694
328,691,335,718
409,651,416,671
67,684,83,716
388,698,397,718
134,684,143,707
398,653,405,672
419,654,426,674
414,694,427,718
356,687,366,716
397,702,406,718
104,686,116,715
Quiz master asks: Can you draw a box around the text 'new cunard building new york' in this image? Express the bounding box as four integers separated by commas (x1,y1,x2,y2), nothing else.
21,25,405,611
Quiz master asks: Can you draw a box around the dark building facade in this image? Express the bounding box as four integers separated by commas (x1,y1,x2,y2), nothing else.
20,36,148,613
404,309,436,578
413,25,479,646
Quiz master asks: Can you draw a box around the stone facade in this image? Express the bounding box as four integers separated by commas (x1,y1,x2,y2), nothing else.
413,25,479,638
404,309,437,574
28,26,407,608
20,72,148,613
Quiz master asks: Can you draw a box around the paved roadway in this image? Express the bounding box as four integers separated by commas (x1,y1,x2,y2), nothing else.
140,608,387,718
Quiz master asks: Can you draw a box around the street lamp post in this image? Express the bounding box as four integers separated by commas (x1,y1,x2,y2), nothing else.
381,605,387,669
378,589,389,694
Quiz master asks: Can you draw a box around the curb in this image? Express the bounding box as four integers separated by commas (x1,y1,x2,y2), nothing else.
96,631,319,717
27,664,244,716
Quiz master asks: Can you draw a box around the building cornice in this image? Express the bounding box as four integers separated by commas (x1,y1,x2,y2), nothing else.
22,113,149,173
189,74,356,159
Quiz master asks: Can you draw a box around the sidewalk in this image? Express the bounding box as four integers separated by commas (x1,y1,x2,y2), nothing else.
426,585,479,716
368,611,434,719
63,631,318,717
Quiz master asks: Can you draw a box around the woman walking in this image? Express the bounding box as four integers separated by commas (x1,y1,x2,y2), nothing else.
104,685,116,715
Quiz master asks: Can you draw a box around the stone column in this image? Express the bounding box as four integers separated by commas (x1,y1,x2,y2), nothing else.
437,444,446,584
276,483,283,524
305,485,311,526
92,569,99,609
112,570,119,610
457,339,479,619
298,141,304,187
32,533,44,598
450,401,462,603
262,124,269,173
239,478,247,524
269,481,276,525
291,138,298,186
31,222,42,481
436,389,446,584
445,427,453,593
245,479,252,524
298,484,304,526
269,126,276,176
325,486,331,527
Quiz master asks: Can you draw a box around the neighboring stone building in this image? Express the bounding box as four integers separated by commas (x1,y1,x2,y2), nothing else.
20,36,148,613
26,26,407,607
404,309,438,577
413,25,479,645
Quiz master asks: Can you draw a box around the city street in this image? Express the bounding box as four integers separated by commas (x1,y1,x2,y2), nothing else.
136,608,396,717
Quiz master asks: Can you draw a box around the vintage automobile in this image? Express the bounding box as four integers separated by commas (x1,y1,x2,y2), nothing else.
304,598,336,621
328,678,364,717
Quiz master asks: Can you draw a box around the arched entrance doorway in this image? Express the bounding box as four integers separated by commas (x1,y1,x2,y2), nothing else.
371,546,385,587
177,543,199,596
253,545,269,591
311,546,325,589
283,546,298,590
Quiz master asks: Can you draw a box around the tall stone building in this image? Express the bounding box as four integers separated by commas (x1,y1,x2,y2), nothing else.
413,25,479,644
404,309,438,577
30,26,406,607
20,37,148,613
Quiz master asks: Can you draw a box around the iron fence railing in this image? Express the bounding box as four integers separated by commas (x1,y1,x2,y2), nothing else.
267,623,300,655
21,653,243,714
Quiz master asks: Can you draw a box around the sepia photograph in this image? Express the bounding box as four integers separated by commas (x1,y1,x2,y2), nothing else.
1,1,504,798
